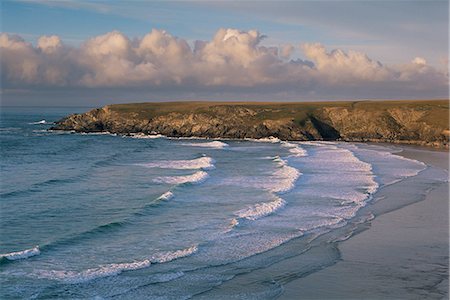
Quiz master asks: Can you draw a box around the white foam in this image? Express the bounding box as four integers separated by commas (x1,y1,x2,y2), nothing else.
139,157,215,170
181,141,229,149
235,196,286,221
222,157,300,194
151,245,198,263
341,143,427,186
34,245,197,284
288,143,379,233
0,246,40,261
271,158,302,194
281,141,308,157
297,214,346,233
130,133,165,139
157,191,174,201
154,171,209,185
245,136,281,143
29,120,49,125
36,259,151,284
80,132,117,136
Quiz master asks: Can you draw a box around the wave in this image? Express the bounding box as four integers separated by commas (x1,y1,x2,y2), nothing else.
2,151,127,199
0,176,87,199
29,120,51,125
233,196,286,226
221,157,300,194
271,157,302,194
0,127,21,132
9,192,176,258
151,245,198,263
129,133,165,139
181,141,229,149
297,214,347,233
342,143,427,187
138,156,215,170
0,246,40,262
157,191,174,201
153,171,209,185
36,259,152,284
79,132,118,136
245,136,281,143
35,245,197,284
281,141,308,157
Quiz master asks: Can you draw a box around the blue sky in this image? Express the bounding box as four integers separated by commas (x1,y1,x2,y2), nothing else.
1,0,448,105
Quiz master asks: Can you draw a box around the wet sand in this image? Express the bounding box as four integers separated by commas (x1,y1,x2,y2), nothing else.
280,146,449,299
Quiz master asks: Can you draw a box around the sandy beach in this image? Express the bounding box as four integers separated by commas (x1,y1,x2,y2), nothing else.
280,145,449,299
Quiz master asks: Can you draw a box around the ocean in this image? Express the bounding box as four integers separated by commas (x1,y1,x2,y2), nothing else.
0,106,447,299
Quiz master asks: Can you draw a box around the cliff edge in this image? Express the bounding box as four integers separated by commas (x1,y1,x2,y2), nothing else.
52,100,449,148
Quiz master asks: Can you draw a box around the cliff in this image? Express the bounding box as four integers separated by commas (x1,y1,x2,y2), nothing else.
52,100,449,148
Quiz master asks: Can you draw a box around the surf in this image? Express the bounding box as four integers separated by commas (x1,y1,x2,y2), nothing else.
138,156,215,170
34,245,198,284
0,246,40,262
181,141,229,149
230,196,286,229
153,170,209,185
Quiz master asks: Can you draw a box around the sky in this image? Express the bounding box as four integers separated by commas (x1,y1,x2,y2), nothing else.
1,0,449,106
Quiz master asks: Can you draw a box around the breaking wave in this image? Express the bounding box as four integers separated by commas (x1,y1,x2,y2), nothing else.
138,156,215,170
29,120,51,125
271,157,302,194
245,136,281,143
181,141,229,149
150,245,198,263
157,191,174,201
35,245,198,284
0,246,40,262
36,260,152,284
281,141,308,157
232,196,286,227
221,156,301,194
154,171,209,185
129,133,165,139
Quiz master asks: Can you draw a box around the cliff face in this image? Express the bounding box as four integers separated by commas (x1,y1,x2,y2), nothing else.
52,100,449,148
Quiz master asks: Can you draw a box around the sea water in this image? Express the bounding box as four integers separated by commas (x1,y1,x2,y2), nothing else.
0,107,447,299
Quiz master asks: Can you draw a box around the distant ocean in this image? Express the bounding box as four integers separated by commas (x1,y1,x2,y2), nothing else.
0,107,446,299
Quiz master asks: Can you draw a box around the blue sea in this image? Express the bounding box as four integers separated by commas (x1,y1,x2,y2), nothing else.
0,107,447,299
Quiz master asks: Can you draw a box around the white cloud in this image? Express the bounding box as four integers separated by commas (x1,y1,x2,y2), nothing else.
37,35,62,53
412,57,427,65
0,29,448,98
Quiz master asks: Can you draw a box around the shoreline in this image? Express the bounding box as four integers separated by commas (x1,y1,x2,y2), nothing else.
48,129,450,149
184,143,448,299
280,145,449,299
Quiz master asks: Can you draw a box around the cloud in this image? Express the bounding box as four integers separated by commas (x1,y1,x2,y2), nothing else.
0,28,448,99
37,35,62,53
280,44,294,59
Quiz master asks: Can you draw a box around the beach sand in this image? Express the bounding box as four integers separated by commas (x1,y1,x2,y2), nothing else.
280,145,449,299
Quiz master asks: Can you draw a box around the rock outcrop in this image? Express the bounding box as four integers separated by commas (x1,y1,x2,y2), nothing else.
52,100,449,148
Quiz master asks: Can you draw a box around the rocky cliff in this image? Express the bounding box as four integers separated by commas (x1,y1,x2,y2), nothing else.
52,100,449,148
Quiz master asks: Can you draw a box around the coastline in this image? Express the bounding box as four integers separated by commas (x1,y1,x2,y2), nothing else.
280,145,449,299
51,100,449,149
